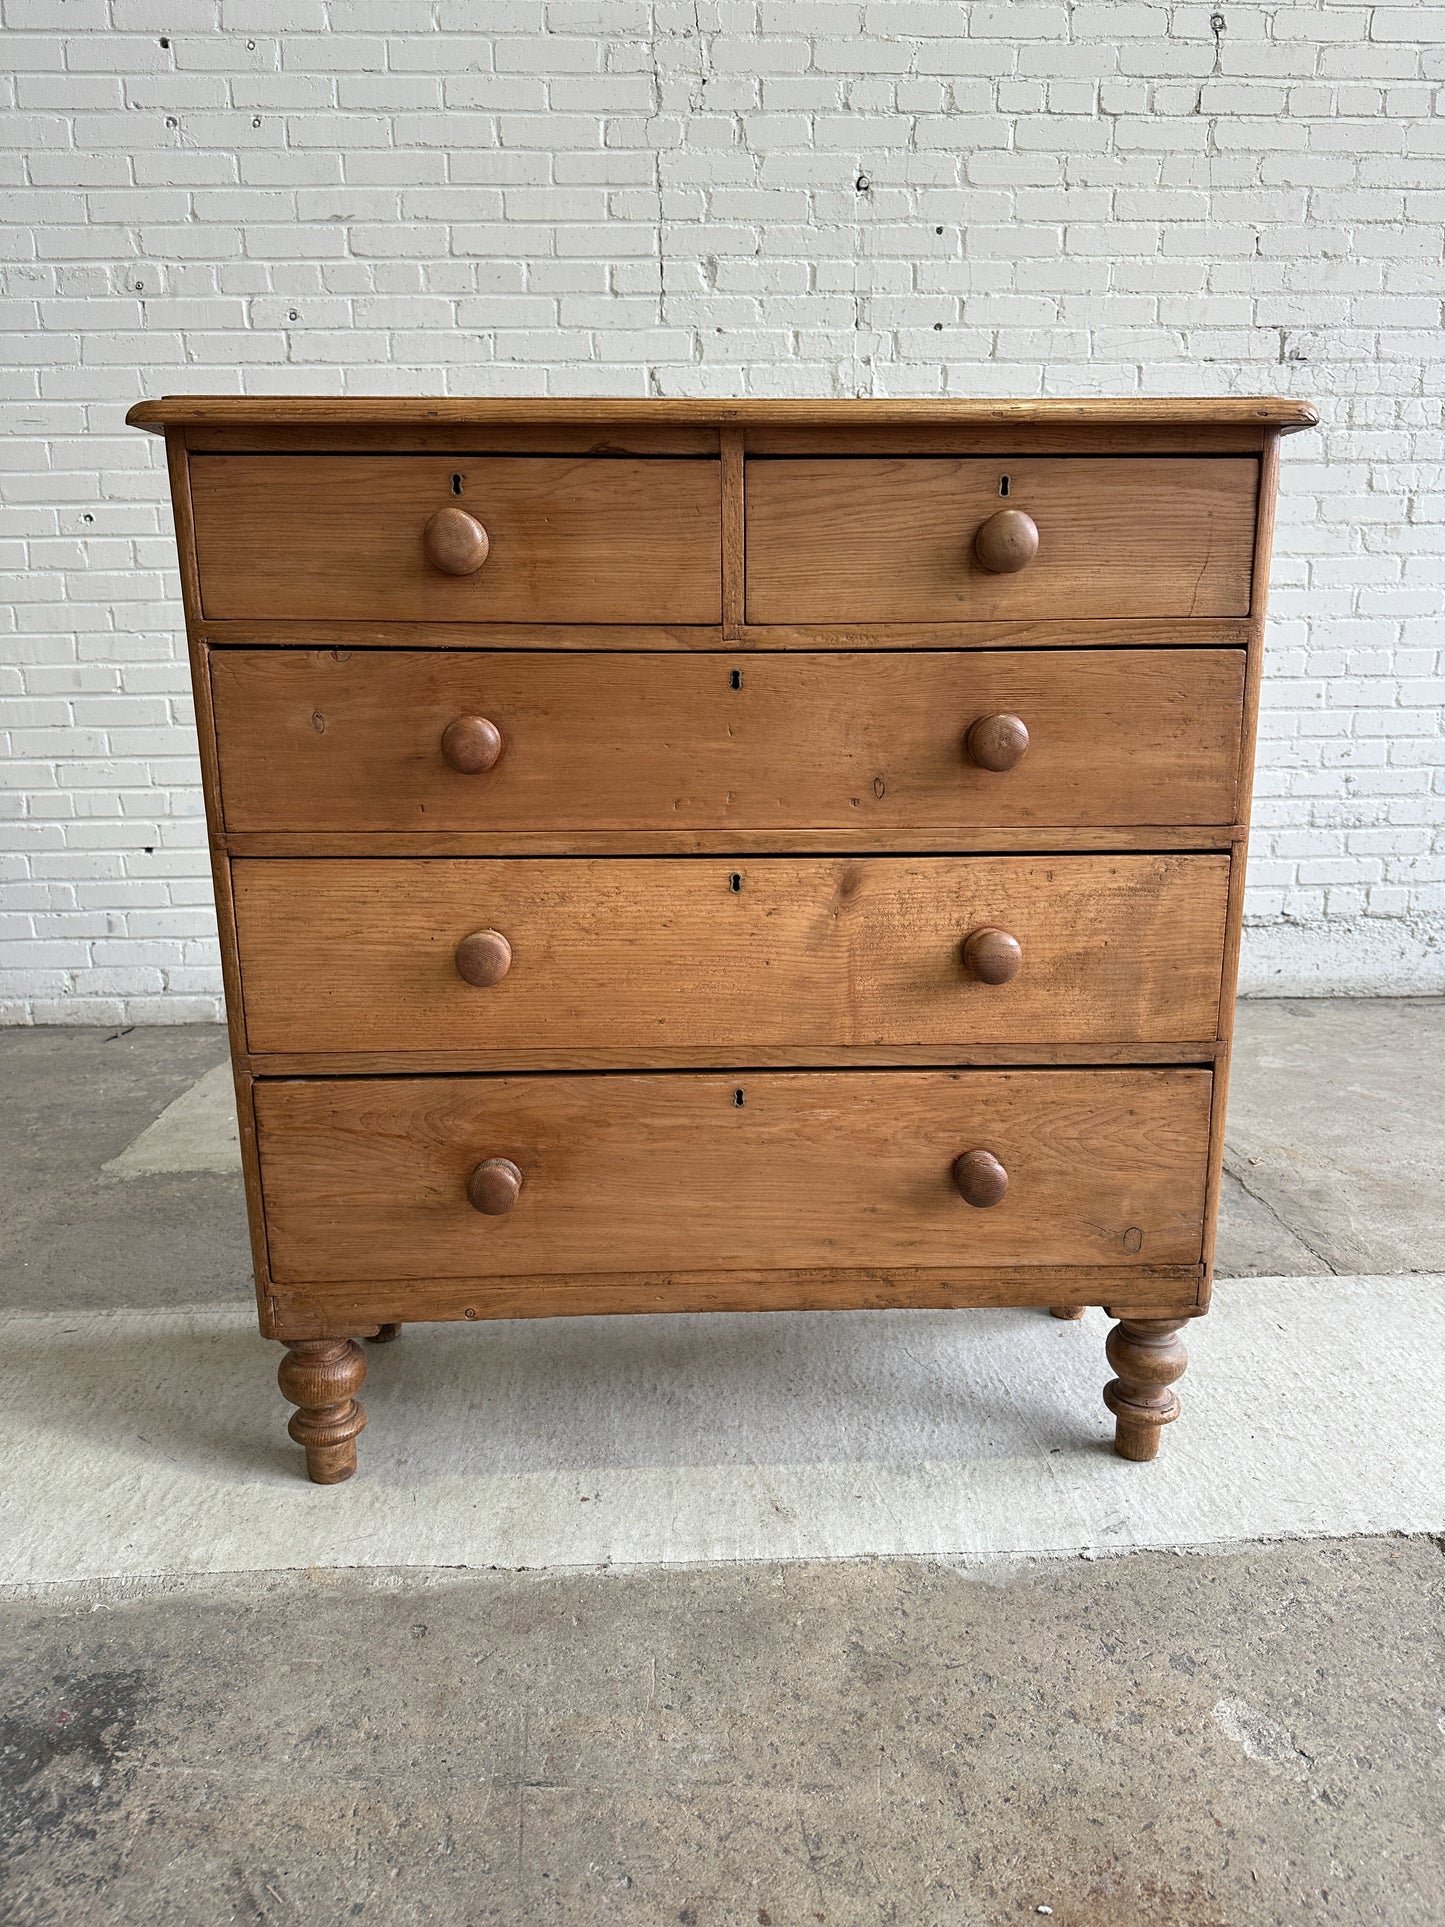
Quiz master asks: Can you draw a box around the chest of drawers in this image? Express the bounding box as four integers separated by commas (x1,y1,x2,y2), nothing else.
129,395,1316,1482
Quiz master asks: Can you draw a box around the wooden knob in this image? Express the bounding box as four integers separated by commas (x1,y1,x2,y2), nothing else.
454,928,512,987
952,1149,1009,1209
440,716,503,774
423,506,490,576
974,508,1038,574
965,714,1029,773
962,927,1022,985
467,1157,523,1216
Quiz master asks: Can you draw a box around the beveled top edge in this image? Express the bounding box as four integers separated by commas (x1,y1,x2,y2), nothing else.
126,394,1320,435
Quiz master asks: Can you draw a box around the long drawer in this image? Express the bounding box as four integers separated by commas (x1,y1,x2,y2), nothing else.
211,648,1245,835
255,1069,1213,1282
745,457,1258,622
233,854,1229,1056
189,455,722,624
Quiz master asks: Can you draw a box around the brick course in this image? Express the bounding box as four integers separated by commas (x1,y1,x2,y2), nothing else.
1,1,1442,1017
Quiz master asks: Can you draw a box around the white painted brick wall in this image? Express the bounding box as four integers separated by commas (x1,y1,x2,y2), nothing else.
1,1,1443,1021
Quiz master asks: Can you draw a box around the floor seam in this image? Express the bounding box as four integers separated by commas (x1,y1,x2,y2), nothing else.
1221,1148,1342,1275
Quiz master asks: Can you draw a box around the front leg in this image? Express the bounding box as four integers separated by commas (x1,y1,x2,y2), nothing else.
278,1338,367,1483
1103,1317,1188,1461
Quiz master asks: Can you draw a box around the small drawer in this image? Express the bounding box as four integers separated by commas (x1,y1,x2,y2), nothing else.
211,646,1245,836
255,1068,1213,1282
745,457,1258,623
189,454,722,624
233,853,1229,1058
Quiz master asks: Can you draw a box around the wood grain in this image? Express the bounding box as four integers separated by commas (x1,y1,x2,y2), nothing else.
254,1069,1214,1283
127,395,1320,434
233,853,1229,1057
162,435,280,1337
722,620,1257,652
180,423,722,456
125,393,1315,1475
277,1337,367,1483
721,424,745,638
271,1265,1206,1335
196,616,1250,652
221,827,1237,859
189,455,722,624
1200,428,1283,1300
1104,1316,1189,1461
229,1040,1223,1077
210,647,1245,834
739,425,1275,457
745,458,1259,622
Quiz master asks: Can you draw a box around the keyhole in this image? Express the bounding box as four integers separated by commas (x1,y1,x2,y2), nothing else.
729,873,742,893
451,473,463,496
729,669,742,690
999,475,1010,497
733,1088,745,1108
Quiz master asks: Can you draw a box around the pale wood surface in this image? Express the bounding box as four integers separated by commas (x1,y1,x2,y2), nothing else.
254,1069,1214,1283
277,1337,367,1483
196,615,1251,652
128,395,1320,433
181,423,722,456
1200,429,1283,1302
177,424,1275,458
745,458,1259,622
1104,1316,1190,1461
190,455,722,623
162,439,280,1337
233,854,1229,1056
210,647,1245,834
739,424,1275,456
231,1040,1222,1077
705,619,1257,652
127,396,1312,1406
721,424,745,637
271,1264,1207,1335
222,827,1237,858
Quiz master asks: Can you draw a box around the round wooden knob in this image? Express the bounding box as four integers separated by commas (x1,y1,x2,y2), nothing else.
974,508,1038,574
952,1149,1009,1209
423,506,490,576
454,928,512,987
440,715,503,774
965,714,1029,773
467,1157,523,1216
962,927,1022,985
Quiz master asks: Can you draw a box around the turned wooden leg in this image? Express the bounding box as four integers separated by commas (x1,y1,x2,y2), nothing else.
278,1338,367,1484
1049,1305,1086,1321
369,1323,403,1344
1103,1317,1188,1462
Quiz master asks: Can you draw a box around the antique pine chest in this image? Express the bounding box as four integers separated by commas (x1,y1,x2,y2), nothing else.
129,395,1316,1482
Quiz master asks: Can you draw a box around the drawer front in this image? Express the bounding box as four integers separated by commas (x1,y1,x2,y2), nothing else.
255,1068,1213,1282
190,455,722,624
212,647,1244,834
234,854,1228,1056
745,458,1258,622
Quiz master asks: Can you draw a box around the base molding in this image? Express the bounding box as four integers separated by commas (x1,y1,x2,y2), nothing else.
267,1265,1207,1339
1239,916,1444,997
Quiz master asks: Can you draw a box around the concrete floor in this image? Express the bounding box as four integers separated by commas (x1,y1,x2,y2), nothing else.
1,1002,1442,1925
1218,999,1445,1277
4,1540,1442,1926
